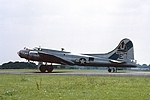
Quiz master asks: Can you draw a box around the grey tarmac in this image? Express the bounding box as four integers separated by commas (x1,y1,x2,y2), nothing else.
0,70,150,76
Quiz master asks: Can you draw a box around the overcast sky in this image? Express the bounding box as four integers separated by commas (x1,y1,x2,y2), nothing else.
0,0,150,65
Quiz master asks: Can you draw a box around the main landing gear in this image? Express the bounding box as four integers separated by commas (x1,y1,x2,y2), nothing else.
39,65,54,73
108,67,117,73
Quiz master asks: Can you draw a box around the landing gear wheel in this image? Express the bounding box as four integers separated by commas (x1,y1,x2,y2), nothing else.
113,68,115,72
108,68,112,73
47,65,54,73
113,68,117,73
39,65,46,73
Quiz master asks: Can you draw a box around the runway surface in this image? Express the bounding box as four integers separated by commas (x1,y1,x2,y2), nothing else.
0,70,150,76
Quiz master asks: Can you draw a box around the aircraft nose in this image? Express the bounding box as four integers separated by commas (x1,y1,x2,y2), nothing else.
17,50,23,57
17,50,21,56
17,50,28,58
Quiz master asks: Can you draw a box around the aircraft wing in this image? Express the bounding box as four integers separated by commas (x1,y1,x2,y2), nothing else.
38,51,74,65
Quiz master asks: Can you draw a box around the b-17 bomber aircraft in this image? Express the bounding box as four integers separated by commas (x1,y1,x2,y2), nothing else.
18,38,137,73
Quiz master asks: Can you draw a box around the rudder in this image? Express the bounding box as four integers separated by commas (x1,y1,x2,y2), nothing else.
108,38,134,61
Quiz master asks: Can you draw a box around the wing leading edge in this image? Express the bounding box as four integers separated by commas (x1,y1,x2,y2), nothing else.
38,51,74,65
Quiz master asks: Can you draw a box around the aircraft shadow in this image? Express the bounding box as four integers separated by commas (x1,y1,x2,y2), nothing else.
33,71,74,73
32,71,127,74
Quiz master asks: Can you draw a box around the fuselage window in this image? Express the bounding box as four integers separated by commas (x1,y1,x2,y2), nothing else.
89,57,94,61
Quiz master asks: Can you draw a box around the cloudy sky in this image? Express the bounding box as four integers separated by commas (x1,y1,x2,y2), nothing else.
0,0,150,65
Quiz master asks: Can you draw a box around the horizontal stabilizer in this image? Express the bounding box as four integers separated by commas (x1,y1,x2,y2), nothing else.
110,60,126,64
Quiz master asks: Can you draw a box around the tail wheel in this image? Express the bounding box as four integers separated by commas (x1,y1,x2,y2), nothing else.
113,68,117,73
47,65,54,73
108,68,117,73
39,65,46,73
108,68,112,73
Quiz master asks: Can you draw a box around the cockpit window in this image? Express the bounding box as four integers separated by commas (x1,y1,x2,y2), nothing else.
33,47,42,51
29,51,39,56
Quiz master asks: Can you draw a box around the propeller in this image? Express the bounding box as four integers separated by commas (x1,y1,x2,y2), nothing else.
24,47,31,63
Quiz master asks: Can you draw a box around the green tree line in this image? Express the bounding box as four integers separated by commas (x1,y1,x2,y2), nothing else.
0,62,37,69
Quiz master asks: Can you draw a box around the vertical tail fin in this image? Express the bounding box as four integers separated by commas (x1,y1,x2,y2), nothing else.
108,38,134,61
84,38,135,62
